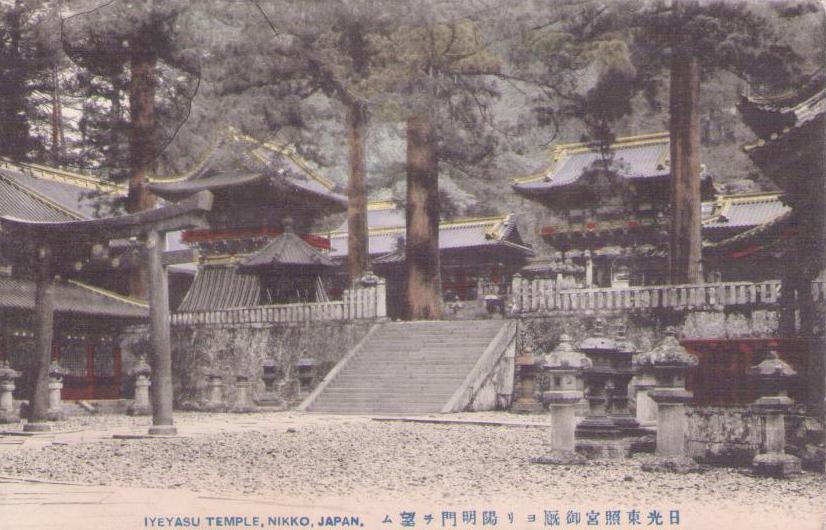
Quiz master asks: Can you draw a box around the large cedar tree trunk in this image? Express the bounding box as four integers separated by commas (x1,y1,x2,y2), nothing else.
127,38,158,299
346,101,369,284
405,112,442,320
668,46,702,285
0,3,28,160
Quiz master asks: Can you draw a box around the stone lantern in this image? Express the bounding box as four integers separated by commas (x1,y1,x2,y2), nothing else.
127,356,152,416
748,350,801,477
609,325,639,432
577,319,620,437
201,368,226,412
47,360,67,421
512,333,543,414
231,373,257,413
634,328,698,457
257,359,284,407
0,361,21,423
538,334,592,461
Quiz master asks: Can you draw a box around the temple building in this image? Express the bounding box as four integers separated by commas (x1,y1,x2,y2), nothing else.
148,128,347,312
324,201,534,318
512,132,715,287
0,160,148,400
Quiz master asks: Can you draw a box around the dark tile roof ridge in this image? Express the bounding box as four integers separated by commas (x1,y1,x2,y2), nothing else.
0,170,86,221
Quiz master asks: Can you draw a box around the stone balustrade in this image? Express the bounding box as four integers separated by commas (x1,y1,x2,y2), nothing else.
172,282,386,326
510,277,826,314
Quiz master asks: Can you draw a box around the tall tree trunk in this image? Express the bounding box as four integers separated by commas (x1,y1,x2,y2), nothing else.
0,1,29,160
668,45,702,285
405,111,442,320
50,67,64,165
127,38,158,299
346,101,369,285
26,246,54,428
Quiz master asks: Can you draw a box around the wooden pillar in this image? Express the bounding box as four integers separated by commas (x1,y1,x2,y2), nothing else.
147,229,176,435
25,245,55,431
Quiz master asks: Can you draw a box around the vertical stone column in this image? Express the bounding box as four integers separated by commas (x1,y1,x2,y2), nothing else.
533,334,591,465
632,373,658,428
147,229,176,435
231,374,256,413
512,337,543,414
635,328,698,464
127,356,152,416
202,370,226,412
46,360,66,421
0,361,21,423
749,351,801,477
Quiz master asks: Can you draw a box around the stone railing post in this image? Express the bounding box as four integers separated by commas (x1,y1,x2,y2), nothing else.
127,356,152,416
510,273,522,313
0,361,21,423
376,279,387,319
47,360,67,421
532,334,592,465
748,351,801,477
636,329,698,462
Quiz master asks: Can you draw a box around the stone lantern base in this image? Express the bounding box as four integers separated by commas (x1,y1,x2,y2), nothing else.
531,451,588,466
752,453,802,478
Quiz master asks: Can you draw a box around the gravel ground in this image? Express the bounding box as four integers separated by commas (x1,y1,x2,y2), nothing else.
1,411,824,527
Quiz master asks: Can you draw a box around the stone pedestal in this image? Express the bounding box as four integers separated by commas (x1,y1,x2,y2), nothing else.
512,354,543,413
46,378,64,421
202,372,227,412
748,351,802,478
231,376,257,413
577,382,621,438
633,374,658,428
257,360,285,407
128,375,152,416
649,388,693,457
128,356,152,416
0,361,21,424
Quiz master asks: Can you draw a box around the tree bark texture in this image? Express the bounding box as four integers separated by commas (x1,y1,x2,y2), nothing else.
405,112,442,320
346,101,369,285
668,47,702,285
0,2,29,160
127,39,158,299
27,248,54,424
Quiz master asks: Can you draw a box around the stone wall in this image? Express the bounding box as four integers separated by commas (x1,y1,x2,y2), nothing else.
122,322,374,409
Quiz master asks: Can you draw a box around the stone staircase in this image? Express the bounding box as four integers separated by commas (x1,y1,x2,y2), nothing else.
301,319,514,415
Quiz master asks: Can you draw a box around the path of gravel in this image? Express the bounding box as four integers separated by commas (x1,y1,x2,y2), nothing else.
1,411,823,521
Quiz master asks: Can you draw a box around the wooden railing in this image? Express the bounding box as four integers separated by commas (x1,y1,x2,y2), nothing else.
172,282,386,326
510,276,826,314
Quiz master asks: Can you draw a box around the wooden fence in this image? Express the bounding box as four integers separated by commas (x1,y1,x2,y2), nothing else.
171,282,386,326
510,276,826,313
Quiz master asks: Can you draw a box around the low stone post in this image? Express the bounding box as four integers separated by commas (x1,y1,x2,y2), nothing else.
635,329,698,459
748,351,801,477
0,361,21,423
632,372,658,428
231,374,257,413
512,334,543,413
127,356,152,416
47,360,67,421
532,335,592,465
202,370,226,412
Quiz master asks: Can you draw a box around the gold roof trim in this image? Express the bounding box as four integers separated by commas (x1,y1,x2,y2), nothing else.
701,192,784,225
0,171,85,220
0,158,126,195
325,214,510,238
513,132,670,184
367,200,397,211
68,280,149,308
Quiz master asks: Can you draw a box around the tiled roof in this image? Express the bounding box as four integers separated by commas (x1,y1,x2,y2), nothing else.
327,207,533,259
0,277,147,318
702,193,790,231
177,265,261,311
512,133,671,193
334,201,406,232
148,127,346,209
0,172,80,222
0,159,125,219
743,86,826,153
242,232,335,268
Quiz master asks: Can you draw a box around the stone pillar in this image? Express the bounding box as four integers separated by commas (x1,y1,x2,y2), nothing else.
231,375,257,413
46,360,66,421
584,251,593,287
127,356,152,416
633,373,658,428
202,371,226,412
532,335,590,465
512,337,542,413
635,328,699,465
749,351,801,477
0,361,21,424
